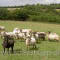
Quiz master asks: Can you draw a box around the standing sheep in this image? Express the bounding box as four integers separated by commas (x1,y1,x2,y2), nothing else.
2,35,14,54
26,35,36,50
33,32,46,41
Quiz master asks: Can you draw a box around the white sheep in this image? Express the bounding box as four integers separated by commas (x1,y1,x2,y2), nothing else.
47,32,60,41
17,32,26,39
6,32,17,38
26,35,36,50
1,31,17,39
22,29,32,35
22,29,32,33
13,28,21,34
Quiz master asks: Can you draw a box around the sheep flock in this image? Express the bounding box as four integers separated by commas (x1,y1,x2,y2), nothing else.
0,26,60,53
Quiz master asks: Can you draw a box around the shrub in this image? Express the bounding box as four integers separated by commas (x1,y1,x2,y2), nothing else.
0,8,9,19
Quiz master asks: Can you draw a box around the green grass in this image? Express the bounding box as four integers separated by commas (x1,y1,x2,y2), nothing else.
0,20,60,60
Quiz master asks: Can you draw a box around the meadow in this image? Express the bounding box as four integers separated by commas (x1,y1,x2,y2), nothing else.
0,20,60,60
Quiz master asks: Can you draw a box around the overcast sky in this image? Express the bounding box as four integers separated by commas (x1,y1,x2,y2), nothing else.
0,0,60,6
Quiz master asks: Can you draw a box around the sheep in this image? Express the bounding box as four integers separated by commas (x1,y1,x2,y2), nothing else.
13,28,32,35
13,28,32,40
37,32,46,40
0,31,7,39
22,29,32,37
0,26,5,34
25,35,36,50
22,29,32,33
2,34,14,54
30,35,36,48
13,28,25,39
6,32,17,39
0,26,5,31
47,32,60,41
17,32,26,40
1,31,17,39
13,28,21,34
33,32,46,41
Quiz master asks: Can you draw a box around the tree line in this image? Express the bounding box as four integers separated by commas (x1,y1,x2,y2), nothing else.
0,4,60,23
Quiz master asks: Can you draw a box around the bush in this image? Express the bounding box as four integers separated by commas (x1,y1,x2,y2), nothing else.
0,4,60,23
9,9,29,21
0,8,9,19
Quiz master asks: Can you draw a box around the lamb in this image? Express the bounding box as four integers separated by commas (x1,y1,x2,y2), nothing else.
47,32,60,41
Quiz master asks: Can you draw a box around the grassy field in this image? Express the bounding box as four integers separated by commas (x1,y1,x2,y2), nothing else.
0,20,60,60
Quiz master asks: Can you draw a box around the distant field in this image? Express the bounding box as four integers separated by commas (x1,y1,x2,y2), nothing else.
7,8,20,11
0,20,60,60
56,9,60,12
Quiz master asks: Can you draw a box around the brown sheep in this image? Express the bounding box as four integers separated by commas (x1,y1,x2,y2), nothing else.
2,34,14,54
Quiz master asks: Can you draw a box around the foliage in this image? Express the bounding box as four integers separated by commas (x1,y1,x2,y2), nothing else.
0,8,9,19
0,4,60,23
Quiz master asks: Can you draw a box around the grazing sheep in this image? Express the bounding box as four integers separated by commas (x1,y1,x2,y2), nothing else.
2,35,14,54
22,29,32,33
1,31,17,39
13,28,21,34
22,29,32,37
13,28,28,39
13,28,32,34
33,32,46,40
47,32,60,41
13,28,32,40
17,32,26,40
37,32,46,40
26,35,36,50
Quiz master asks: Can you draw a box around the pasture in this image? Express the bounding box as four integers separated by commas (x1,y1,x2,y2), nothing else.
0,20,60,60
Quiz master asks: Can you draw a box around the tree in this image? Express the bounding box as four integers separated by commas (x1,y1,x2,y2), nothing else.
0,8,9,19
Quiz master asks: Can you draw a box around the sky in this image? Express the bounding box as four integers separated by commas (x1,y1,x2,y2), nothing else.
0,0,60,6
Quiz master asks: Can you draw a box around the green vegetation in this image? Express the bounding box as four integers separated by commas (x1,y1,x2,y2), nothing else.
0,20,60,60
0,4,60,23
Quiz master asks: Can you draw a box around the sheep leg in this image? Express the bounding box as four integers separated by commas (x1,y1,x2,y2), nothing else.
26,46,29,50
42,37,45,41
11,47,13,53
33,45,36,49
36,39,39,43
3,48,5,54
26,46,28,50
34,45,36,48
7,48,9,54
